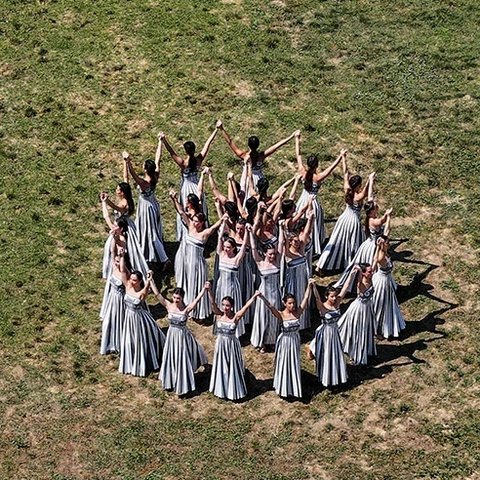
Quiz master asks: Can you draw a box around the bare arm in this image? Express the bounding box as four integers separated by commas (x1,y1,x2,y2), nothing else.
249,229,262,263
338,267,360,300
160,133,184,168
294,131,305,174
384,211,392,237
317,149,345,183
257,293,283,320
235,291,261,321
123,154,129,183
218,121,246,159
216,219,227,255
367,172,376,201
342,154,350,193
297,282,312,315
201,214,225,240
155,135,163,173
209,169,228,204
105,196,127,215
197,168,206,200
207,286,223,316
124,153,150,191
101,195,115,230
289,174,302,200
185,283,208,314
200,126,219,160
312,283,324,313
150,280,169,308
234,226,250,264
137,271,153,301
264,130,297,158
169,190,190,226
299,208,314,243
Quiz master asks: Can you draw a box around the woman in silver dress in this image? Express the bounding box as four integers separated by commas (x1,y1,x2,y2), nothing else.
214,219,251,337
308,282,349,387
292,131,345,255
151,281,209,395
316,154,375,273
337,264,376,366
160,128,218,240
124,147,168,265
207,285,260,401
249,225,284,352
257,281,313,399
119,270,165,377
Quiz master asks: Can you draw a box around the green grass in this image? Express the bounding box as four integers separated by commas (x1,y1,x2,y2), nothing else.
1,0,480,478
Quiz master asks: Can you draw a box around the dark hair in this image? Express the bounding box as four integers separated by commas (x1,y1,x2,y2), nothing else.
116,216,130,235
172,287,185,297
304,154,319,192
131,270,145,289
221,295,235,309
293,217,308,234
280,199,295,219
224,201,240,222
364,200,376,238
186,193,201,214
326,283,340,296
118,182,134,216
248,135,260,165
283,292,297,304
183,141,198,171
245,197,258,224
144,160,158,189
223,236,238,254
257,177,269,199
193,212,206,225
345,175,362,205
358,262,371,273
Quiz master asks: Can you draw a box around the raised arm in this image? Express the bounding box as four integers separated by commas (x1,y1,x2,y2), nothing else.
202,214,226,240
367,172,376,201
311,282,324,313
297,281,313,315
208,168,228,204
289,174,302,200
123,153,129,183
137,271,153,301
217,120,246,159
100,193,116,231
206,283,223,316
216,218,227,255
294,131,305,174
234,225,251,264
154,135,163,173
249,229,262,263
384,210,392,237
264,130,297,158
299,207,315,243
185,282,208,314
339,266,360,300
197,168,207,200
124,152,150,191
342,154,350,193
169,190,190,225
235,291,261,322
159,132,184,168
257,292,283,320
317,149,345,183
271,176,295,203
355,175,372,202
200,126,219,160
117,246,129,284
150,279,169,308
104,195,127,215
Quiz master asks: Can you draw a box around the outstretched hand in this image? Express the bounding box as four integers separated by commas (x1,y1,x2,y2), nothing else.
122,151,130,161
216,120,223,129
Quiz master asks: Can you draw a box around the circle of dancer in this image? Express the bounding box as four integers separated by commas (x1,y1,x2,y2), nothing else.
99,123,407,401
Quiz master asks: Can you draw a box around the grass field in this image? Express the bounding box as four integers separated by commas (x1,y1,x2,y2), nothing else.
1,0,479,478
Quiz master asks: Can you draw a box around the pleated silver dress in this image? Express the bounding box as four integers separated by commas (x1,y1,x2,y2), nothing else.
273,319,302,398
338,286,376,365
284,256,310,329
372,260,406,338
209,321,247,400
176,168,208,241
334,226,383,291
118,293,165,377
310,309,348,387
251,265,281,348
135,187,168,263
159,312,208,395
215,261,245,337
180,234,211,320
316,202,365,272
100,275,125,355
296,182,325,255
238,248,255,325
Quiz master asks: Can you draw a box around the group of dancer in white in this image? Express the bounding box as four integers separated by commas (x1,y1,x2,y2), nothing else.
99,120,406,401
